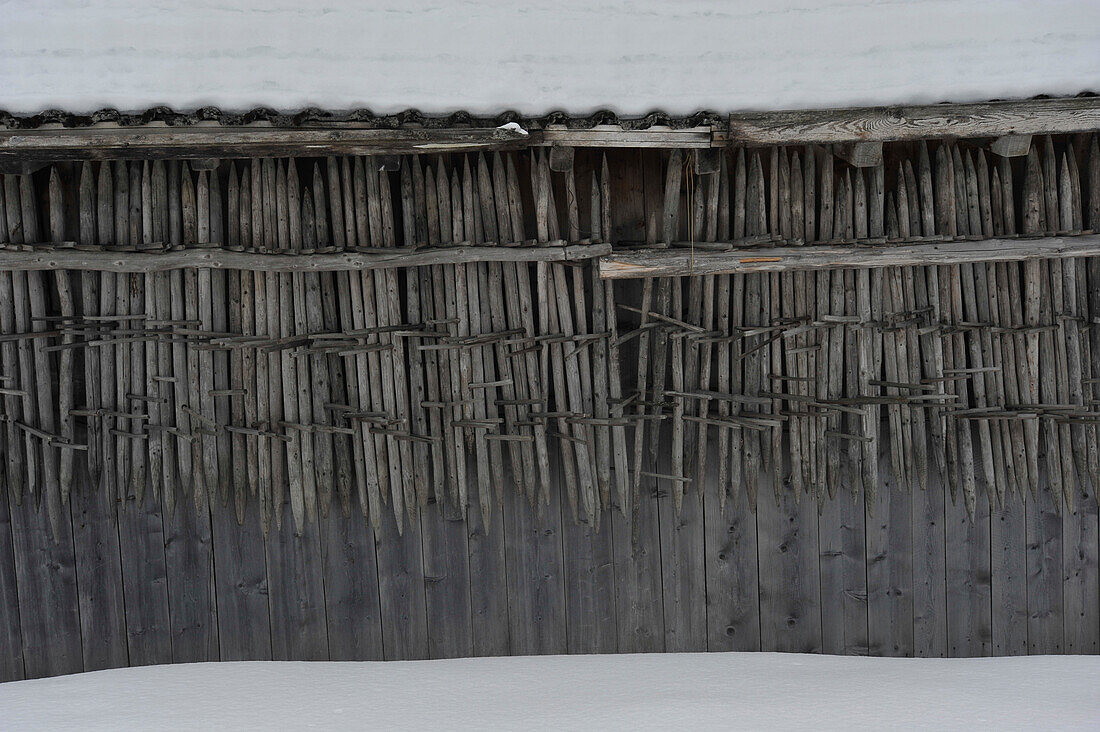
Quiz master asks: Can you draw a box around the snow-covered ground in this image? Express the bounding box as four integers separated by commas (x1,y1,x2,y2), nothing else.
1,1,1098,116
0,652,1096,731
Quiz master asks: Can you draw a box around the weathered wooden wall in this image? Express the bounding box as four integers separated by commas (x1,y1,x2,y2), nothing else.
1,430,1097,681
1,141,1098,681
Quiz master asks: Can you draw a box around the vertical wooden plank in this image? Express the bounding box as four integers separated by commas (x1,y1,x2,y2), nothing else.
162,495,219,662
1062,483,1098,653
819,491,869,656
611,148,665,653
703,426,760,651
505,439,567,656
420,495,475,659
209,500,272,661
946,491,993,656
69,446,128,671
7,493,83,678
116,451,173,668
0,481,24,681
318,510,384,661
757,482,822,653
991,495,1029,656
657,424,708,651
469,456,511,657
374,500,429,660
911,469,948,657
866,463,914,656
264,500,329,660
561,445,617,653
1027,479,1064,654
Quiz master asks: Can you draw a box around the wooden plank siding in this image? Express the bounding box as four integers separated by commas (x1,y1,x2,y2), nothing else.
2,462,1093,681
1,140,1099,684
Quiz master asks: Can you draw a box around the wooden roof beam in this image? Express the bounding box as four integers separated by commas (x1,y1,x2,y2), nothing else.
726,96,1100,145
0,125,533,164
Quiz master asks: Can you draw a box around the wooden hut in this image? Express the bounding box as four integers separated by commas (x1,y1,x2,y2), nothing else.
0,96,1098,679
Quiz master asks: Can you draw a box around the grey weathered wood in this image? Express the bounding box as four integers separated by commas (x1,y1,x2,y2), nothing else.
561,502,617,654
318,509,384,660
728,96,1100,144
991,494,1028,656
990,134,1032,158
757,477,822,653
0,467,24,681
0,125,532,163
703,422,760,651
410,156,475,660
264,496,329,660
613,148,665,653
503,438,570,657
0,238,613,272
911,466,948,657
65,165,130,673
1027,480,1064,654
820,490,869,656
541,125,713,149
3,180,83,679
467,451,511,657
1062,481,1098,653
834,141,883,168
162,494,218,663
6,492,84,678
866,457,913,656
67,435,127,669
599,234,1100,279
945,491,993,656
657,419,708,652
209,495,272,661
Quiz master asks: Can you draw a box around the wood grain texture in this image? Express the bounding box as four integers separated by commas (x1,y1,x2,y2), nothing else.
599,234,1100,279
0,485,25,681
0,240,611,272
209,498,272,661
729,97,1100,145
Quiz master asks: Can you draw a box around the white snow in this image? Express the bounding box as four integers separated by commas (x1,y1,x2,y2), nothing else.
0,652,1096,731
1,1,1098,116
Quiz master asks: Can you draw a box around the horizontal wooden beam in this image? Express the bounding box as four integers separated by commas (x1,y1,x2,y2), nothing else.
0,125,532,163
0,240,610,273
726,96,1100,145
598,234,1100,279
536,125,714,148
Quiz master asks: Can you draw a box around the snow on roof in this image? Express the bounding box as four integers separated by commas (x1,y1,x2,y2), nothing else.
2,1,1097,116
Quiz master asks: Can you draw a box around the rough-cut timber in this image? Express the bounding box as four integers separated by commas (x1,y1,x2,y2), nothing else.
728,97,1100,145
598,234,1100,279
0,125,1098,680
0,240,609,272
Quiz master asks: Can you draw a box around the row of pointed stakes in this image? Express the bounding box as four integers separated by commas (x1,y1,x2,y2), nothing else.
0,136,1099,542
645,135,1100,519
0,150,627,539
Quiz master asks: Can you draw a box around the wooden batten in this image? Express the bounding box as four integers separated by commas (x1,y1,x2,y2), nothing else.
0,240,610,273
598,233,1100,279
